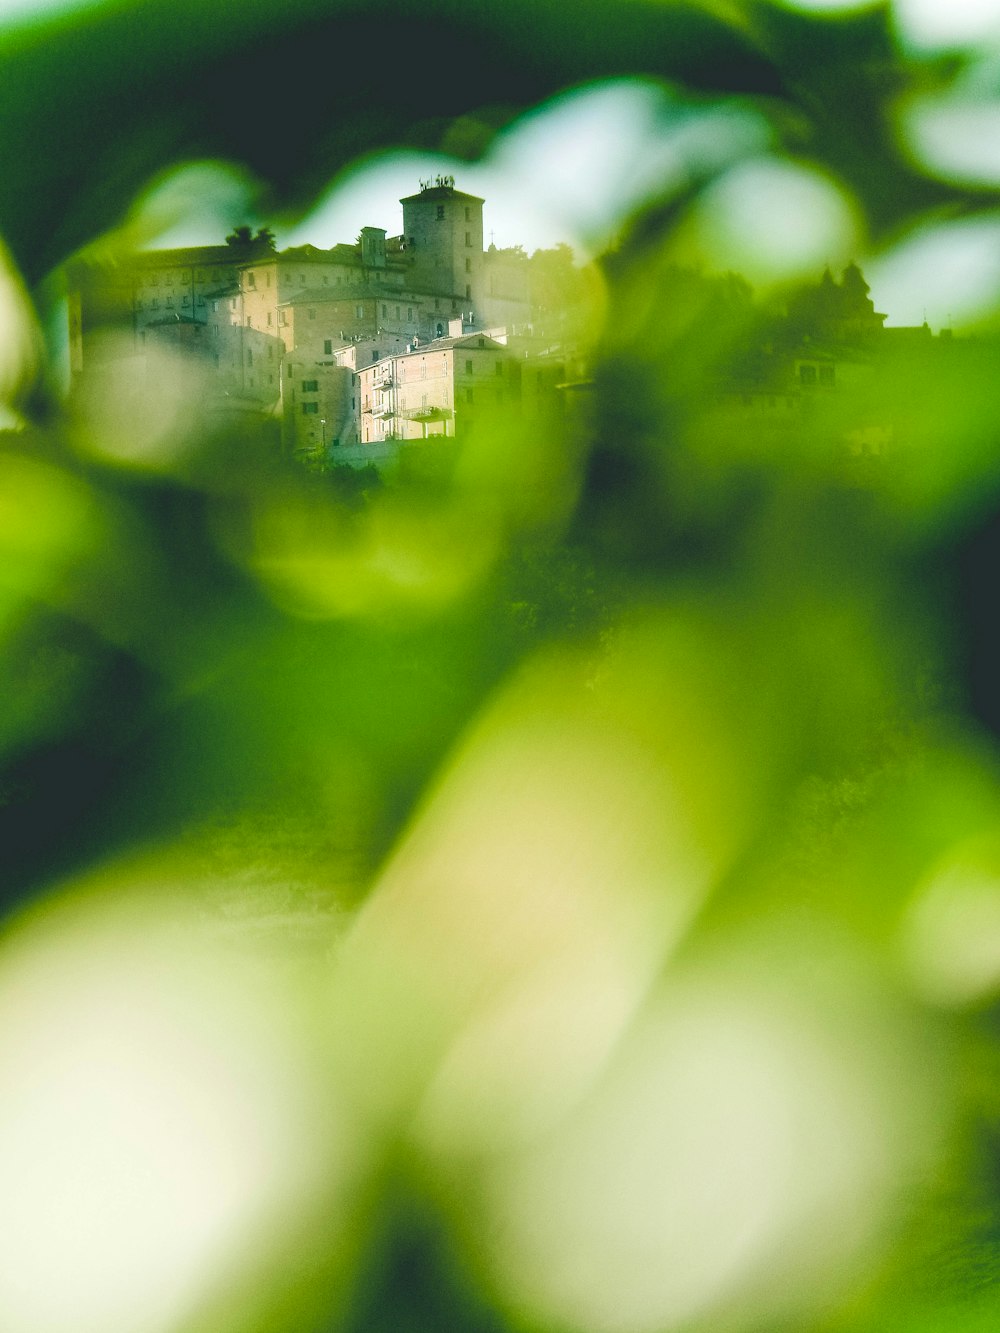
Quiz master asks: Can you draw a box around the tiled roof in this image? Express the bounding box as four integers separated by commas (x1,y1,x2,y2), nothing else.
399,185,484,205
133,245,244,267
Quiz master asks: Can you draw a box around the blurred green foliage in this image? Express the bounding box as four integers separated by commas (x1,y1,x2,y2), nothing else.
7,1,1000,1332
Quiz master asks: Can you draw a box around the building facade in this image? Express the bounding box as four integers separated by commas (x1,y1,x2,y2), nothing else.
69,179,537,464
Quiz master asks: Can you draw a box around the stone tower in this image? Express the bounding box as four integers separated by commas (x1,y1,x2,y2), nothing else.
400,177,484,314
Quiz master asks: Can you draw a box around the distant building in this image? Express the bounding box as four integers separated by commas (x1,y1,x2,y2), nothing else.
355,326,512,447
66,180,554,466
399,179,484,308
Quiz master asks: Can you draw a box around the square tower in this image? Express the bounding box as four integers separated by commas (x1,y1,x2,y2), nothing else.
400,177,484,309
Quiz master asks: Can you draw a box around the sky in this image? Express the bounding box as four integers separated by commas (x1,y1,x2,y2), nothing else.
4,0,999,329
137,77,958,331
148,81,714,262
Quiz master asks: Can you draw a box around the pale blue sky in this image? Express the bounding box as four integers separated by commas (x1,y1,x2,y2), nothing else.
0,0,975,329
150,81,725,261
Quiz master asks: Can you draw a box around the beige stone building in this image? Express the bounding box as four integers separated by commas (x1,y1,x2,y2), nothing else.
357,329,513,446
399,179,483,309
481,245,532,331
68,242,254,373
69,179,536,462
130,246,242,329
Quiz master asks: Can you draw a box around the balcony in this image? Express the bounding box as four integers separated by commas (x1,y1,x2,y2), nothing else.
406,406,452,423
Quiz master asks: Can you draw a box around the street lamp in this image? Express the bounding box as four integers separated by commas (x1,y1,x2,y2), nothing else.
320,417,326,450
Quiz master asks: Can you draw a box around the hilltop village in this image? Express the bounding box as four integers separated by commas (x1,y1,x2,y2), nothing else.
68,177,589,468
68,178,968,471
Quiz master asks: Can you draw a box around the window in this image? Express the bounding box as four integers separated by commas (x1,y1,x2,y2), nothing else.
280,311,287,325
324,339,333,354
465,359,473,375
322,275,328,285
308,308,316,320
436,205,445,220
478,337,486,347
230,298,237,310
407,306,413,320
799,364,817,385
465,232,472,246
266,272,271,287
465,387,474,405
356,305,364,318
181,270,190,282
302,379,318,392
395,306,400,319
465,258,472,273
496,361,504,375
819,365,835,386
302,402,319,415
465,285,472,300
247,351,253,366
166,297,174,308
465,207,471,221
247,272,256,289
166,273,174,285
382,304,387,318
267,311,273,325
182,294,189,306
152,298,159,309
